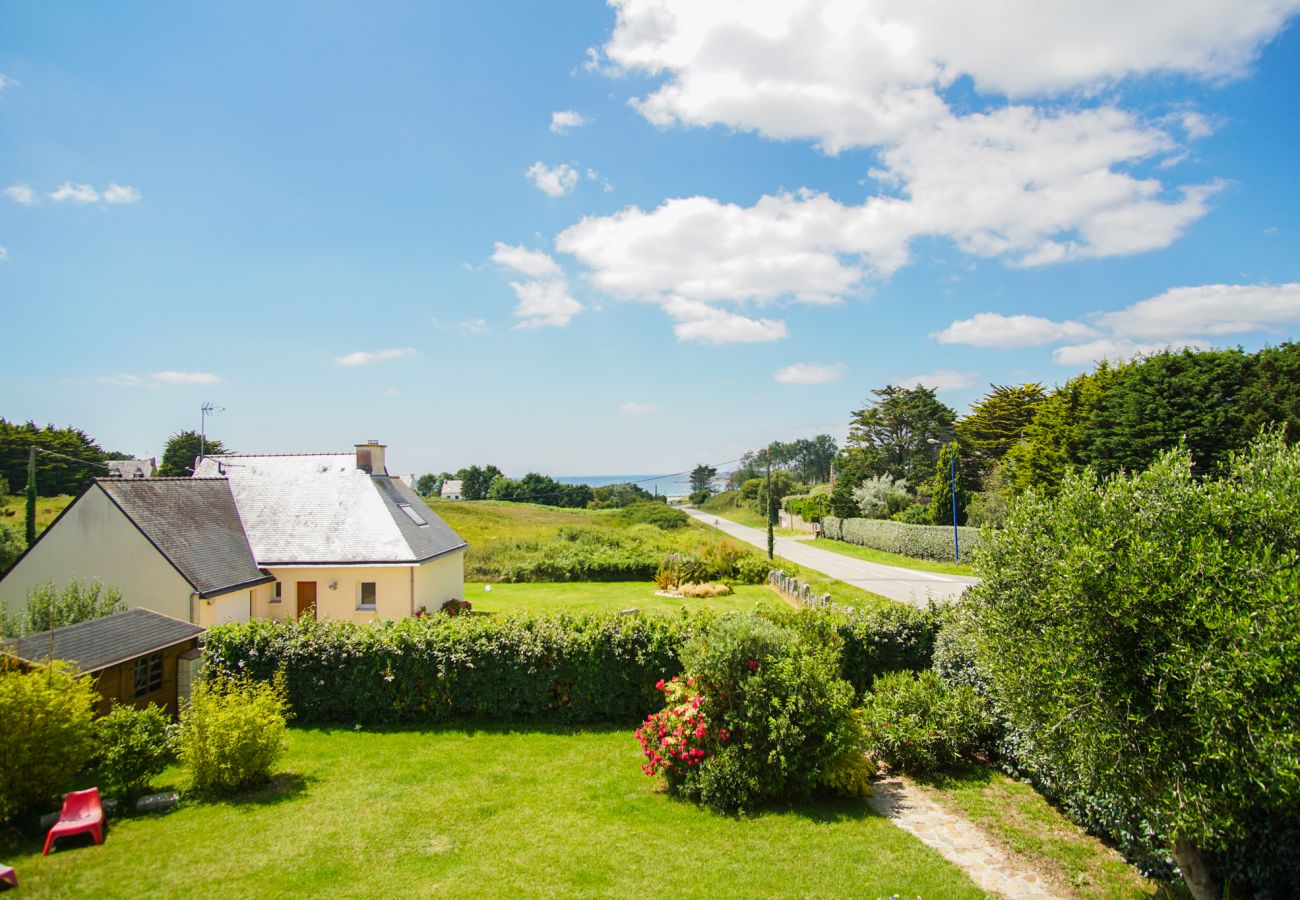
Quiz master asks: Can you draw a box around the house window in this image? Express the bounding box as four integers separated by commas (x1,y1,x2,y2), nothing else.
271,582,282,604
358,582,377,610
133,652,164,699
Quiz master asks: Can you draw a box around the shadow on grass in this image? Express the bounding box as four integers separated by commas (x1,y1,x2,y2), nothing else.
909,761,996,791
197,771,316,808
298,721,630,739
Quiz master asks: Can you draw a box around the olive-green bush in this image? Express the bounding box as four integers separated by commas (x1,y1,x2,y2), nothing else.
94,703,174,800
967,434,1300,896
179,674,288,794
0,663,98,821
821,516,981,561
860,670,994,774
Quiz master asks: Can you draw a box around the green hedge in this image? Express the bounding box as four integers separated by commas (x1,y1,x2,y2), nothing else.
821,516,982,561
204,605,937,727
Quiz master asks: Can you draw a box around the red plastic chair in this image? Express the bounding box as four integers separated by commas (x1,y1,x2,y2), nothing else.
42,788,105,856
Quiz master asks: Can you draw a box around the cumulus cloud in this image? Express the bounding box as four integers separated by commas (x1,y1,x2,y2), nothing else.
603,0,1299,150
491,243,583,328
3,184,36,205
0,245,7,262
619,401,662,413
936,282,1300,366
98,371,223,388
550,110,588,133
661,297,789,343
933,312,1100,348
50,182,100,203
526,161,580,197
333,348,416,366
102,183,141,204
896,369,980,391
774,362,845,384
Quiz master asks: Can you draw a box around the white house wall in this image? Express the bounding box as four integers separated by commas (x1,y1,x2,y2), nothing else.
414,550,466,615
251,551,466,623
0,486,197,623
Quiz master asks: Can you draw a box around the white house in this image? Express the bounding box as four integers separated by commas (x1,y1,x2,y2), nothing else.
440,479,464,500
105,458,157,479
0,441,468,627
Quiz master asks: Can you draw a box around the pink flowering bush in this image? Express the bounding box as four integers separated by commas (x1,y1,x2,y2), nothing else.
636,613,870,812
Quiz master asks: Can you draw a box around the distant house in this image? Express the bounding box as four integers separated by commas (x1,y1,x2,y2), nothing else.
0,442,468,626
440,480,464,500
106,458,157,479
3,608,204,715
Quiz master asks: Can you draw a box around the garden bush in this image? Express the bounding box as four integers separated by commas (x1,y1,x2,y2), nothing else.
0,662,98,821
779,603,939,697
614,501,689,530
179,673,289,794
966,434,1300,898
93,703,174,800
731,554,773,585
0,521,22,574
821,516,981,561
637,614,871,812
860,670,994,774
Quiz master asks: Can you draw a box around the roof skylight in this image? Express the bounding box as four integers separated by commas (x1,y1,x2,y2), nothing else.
398,504,428,526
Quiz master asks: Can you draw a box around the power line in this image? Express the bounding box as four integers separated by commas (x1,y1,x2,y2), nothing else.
33,447,112,471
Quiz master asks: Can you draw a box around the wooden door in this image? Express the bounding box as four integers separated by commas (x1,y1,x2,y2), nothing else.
296,581,317,618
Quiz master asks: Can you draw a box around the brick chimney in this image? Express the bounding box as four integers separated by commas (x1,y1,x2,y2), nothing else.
355,440,387,475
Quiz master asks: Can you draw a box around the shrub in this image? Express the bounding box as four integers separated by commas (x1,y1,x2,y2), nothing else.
0,662,98,821
890,504,933,525
860,670,994,774
179,673,289,794
821,516,981,561
0,521,22,574
967,434,1300,897
785,604,938,697
19,579,125,635
440,598,472,616
731,554,773,585
655,552,708,591
94,704,174,800
614,502,689,530
640,614,869,812
851,475,912,519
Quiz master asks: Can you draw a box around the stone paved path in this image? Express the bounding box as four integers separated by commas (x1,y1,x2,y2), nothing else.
868,777,1064,899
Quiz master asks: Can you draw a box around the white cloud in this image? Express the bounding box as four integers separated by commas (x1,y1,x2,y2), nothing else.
1095,283,1300,339
50,182,100,203
550,110,589,133
1050,338,1205,367
3,184,36,205
897,369,979,390
97,371,223,388
491,242,562,278
933,312,1100,348
0,74,16,93
603,0,1299,150
526,161,580,197
334,348,416,366
0,245,7,262
661,296,789,343
102,183,141,204
774,362,845,384
620,401,662,413
508,278,583,328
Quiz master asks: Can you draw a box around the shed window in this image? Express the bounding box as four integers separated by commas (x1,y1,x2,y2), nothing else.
358,582,377,609
133,652,164,698
398,504,428,526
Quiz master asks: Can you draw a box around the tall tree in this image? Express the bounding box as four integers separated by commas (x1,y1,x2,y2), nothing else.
1241,341,1300,442
455,464,504,500
414,473,439,496
927,441,969,529
159,430,227,477
957,383,1046,480
0,419,109,496
844,385,957,484
689,464,717,495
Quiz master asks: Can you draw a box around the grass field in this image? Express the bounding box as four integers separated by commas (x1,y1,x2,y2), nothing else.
0,494,73,540
425,498,605,547
466,581,792,615
809,538,978,577
696,492,802,535
914,768,1160,898
1,728,986,898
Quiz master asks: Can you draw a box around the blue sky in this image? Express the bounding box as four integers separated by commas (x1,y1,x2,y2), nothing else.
3,1,1299,477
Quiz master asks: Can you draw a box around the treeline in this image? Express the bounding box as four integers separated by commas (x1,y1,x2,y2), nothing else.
415,465,664,510
726,435,838,487
831,343,1300,527
0,420,128,496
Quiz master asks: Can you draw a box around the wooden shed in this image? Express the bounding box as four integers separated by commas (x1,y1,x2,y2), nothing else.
2,609,205,716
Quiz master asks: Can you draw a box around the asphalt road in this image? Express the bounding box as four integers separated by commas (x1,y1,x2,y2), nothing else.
684,507,979,607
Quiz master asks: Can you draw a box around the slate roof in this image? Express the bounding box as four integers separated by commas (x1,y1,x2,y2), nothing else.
97,478,274,597
106,458,156,479
4,608,204,673
441,480,463,497
192,454,468,565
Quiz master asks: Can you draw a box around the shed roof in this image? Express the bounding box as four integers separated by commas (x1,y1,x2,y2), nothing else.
97,478,273,597
4,608,205,673
192,454,467,565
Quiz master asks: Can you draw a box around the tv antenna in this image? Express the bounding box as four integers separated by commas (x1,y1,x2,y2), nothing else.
200,402,225,463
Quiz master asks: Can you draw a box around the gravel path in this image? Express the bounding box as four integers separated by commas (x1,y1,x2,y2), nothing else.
684,508,978,607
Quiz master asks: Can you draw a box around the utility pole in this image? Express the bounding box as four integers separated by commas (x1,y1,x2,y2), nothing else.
949,442,960,563
766,445,774,560
25,446,37,546
199,402,224,465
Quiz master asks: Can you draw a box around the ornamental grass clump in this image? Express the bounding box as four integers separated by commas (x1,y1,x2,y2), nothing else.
635,613,871,813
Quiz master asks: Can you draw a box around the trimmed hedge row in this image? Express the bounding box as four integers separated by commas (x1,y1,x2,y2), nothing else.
822,516,982,561
203,604,938,727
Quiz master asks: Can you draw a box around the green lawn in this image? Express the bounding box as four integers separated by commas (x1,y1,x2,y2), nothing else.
467,581,792,615
914,768,1160,898
696,493,803,535
0,494,73,540
2,728,986,898
809,538,977,577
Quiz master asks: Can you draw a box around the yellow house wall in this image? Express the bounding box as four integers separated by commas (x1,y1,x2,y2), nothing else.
0,486,197,623
251,551,466,623
196,589,254,628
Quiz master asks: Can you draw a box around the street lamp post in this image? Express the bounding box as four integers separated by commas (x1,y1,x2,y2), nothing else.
927,438,960,562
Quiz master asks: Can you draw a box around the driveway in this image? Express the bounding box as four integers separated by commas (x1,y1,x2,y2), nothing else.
684,508,978,608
